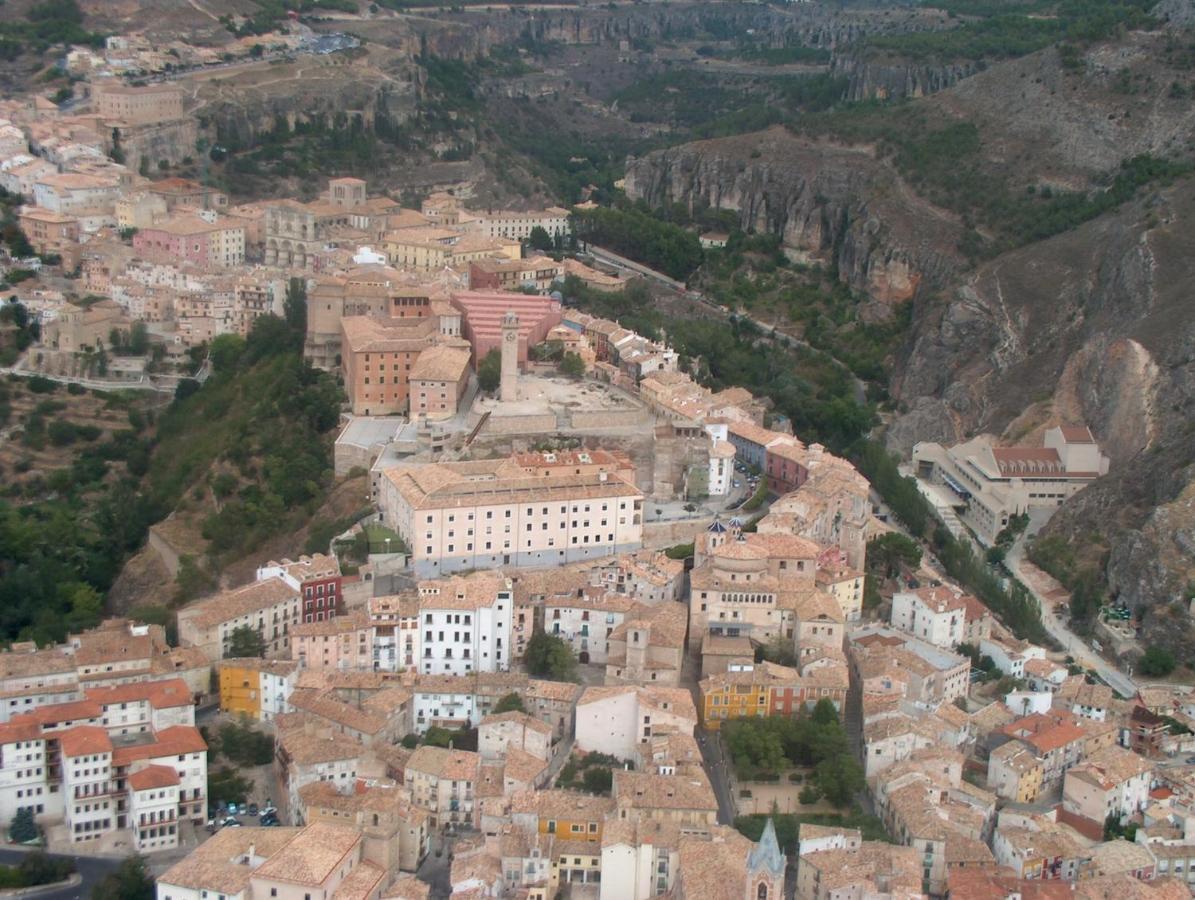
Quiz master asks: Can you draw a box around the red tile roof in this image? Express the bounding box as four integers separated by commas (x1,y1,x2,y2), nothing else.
128,764,180,791
58,725,112,757
112,725,206,766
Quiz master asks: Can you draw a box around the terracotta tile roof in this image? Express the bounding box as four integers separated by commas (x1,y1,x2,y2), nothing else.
180,576,299,629
503,748,549,786
254,822,363,886
0,719,43,744
128,764,180,791
278,727,365,767
800,842,922,894
159,827,303,895
380,874,430,899
58,725,111,757
111,725,206,766
87,677,192,709
1066,746,1151,790
407,745,480,782
507,788,615,820
614,770,717,812
675,826,754,900
408,344,471,383
330,860,385,900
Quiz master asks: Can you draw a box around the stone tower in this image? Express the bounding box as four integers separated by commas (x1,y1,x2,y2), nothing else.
500,310,519,402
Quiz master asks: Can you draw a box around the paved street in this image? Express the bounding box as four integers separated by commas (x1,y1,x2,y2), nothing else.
1006,538,1137,698
0,848,122,900
696,730,737,825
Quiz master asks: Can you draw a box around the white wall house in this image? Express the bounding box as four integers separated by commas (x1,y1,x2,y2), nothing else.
890,587,966,648
417,574,514,676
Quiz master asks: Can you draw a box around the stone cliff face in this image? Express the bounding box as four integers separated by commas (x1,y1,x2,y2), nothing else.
889,181,1195,648
624,128,962,304
832,54,980,101
190,53,418,148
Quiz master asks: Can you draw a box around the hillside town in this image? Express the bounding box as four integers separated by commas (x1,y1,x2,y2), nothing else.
0,30,1193,900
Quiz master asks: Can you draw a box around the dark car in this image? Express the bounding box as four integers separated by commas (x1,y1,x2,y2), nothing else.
260,813,279,827
248,803,259,817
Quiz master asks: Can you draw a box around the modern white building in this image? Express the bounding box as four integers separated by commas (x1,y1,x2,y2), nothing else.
890,586,967,648
912,425,1110,545
0,722,48,823
416,572,514,676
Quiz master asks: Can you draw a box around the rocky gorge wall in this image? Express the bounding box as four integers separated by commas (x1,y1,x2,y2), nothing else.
623,127,962,304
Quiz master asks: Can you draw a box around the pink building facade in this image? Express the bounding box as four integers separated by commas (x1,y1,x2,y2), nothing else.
449,290,562,365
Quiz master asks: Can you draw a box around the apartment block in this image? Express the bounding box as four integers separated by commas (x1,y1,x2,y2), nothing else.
404,745,481,829
890,585,970,649
416,571,514,676
380,452,644,577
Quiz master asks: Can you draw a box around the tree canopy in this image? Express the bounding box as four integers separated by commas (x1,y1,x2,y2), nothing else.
478,348,502,393
525,632,579,682
227,626,266,659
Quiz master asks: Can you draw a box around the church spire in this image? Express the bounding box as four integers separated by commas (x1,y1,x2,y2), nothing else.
747,818,786,877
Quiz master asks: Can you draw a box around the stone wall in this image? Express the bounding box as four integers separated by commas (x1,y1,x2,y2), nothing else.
642,517,714,550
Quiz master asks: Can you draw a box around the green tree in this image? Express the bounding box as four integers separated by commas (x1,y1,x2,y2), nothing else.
524,632,579,682
477,348,502,393
1140,646,1176,677
811,698,839,727
493,692,526,714
209,334,246,373
866,533,923,578
207,769,252,807
527,225,553,251
582,766,613,794
814,753,865,807
91,856,154,900
558,351,585,379
284,277,307,335
8,809,36,843
218,719,275,766
226,625,266,659
128,321,149,355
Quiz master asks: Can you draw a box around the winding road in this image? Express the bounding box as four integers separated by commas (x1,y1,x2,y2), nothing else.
1006,537,1137,698
0,848,121,900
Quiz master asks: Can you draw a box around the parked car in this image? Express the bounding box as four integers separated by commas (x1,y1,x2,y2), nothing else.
226,802,239,815
260,813,279,827
261,805,278,818
248,803,259,817
221,817,242,828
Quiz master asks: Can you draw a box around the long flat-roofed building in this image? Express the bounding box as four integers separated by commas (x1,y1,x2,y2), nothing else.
379,452,643,577
913,425,1110,544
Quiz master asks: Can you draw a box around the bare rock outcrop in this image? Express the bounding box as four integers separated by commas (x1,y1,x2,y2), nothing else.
624,127,963,303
